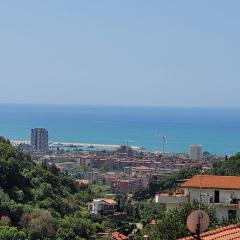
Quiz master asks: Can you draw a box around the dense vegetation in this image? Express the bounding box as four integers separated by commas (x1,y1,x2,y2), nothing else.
212,153,240,176
0,137,112,239
138,201,217,240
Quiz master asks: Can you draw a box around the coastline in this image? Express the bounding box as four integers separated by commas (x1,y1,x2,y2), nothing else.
11,140,141,150
2,104,240,155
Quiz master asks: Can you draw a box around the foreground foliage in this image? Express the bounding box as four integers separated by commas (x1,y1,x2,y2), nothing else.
212,153,240,176
0,137,111,239
139,201,217,240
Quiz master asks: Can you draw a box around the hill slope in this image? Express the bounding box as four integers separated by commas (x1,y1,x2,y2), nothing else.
0,137,111,240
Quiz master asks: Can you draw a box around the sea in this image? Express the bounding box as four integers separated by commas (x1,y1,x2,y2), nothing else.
0,103,240,155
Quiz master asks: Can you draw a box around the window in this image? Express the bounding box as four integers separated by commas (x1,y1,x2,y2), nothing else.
214,190,219,203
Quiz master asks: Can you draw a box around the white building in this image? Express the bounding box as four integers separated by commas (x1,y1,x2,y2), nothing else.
155,175,240,223
190,144,203,160
87,198,118,215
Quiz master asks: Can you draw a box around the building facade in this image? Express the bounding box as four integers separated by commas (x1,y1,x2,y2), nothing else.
155,175,240,223
31,128,49,152
190,144,203,160
87,198,118,215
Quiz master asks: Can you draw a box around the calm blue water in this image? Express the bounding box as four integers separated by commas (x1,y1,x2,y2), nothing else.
0,104,240,155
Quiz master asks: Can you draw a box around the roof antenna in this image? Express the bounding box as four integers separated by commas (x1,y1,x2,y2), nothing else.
186,172,209,239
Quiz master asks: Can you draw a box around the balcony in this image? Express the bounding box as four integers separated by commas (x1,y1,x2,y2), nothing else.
155,193,189,205
198,193,239,207
211,197,239,207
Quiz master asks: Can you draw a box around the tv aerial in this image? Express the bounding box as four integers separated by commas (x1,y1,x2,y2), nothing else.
186,210,209,240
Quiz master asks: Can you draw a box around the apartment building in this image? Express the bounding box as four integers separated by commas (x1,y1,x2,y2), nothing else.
190,144,203,160
31,128,49,152
110,176,148,194
155,175,240,222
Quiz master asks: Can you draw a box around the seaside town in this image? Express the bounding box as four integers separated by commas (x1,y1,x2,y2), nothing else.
14,128,223,196
1,1,240,239
6,128,238,239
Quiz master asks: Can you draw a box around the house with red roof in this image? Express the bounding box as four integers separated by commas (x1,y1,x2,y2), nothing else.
87,198,118,215
155,175,240,222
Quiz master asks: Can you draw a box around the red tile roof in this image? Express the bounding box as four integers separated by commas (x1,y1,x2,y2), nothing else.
182,175,240,190
132,166,155,171
75,179,89,185
179,224,240,240
100,198,118,205
111,232,128,240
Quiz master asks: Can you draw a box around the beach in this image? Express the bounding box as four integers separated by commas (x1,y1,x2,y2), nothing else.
11,140,141,150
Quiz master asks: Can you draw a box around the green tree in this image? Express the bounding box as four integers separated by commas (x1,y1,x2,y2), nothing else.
212,153,240,176
148,167,201,197
56,216,97,240
133,188,151,201
0,188,24,225
0,226,26,240
142,201,217,240
138,200,165,225
20,209,56,240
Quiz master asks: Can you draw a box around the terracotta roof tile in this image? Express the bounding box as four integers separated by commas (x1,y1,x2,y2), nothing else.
75,179,89,185
182,175,240,190
99,198,118,205
132,166,154,170
111,232,128,240
179,224,240,240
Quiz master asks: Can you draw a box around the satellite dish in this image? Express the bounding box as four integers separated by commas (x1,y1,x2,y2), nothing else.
187,210,209,235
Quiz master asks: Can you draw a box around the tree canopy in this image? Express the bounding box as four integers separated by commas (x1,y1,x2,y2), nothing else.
0,137,112,239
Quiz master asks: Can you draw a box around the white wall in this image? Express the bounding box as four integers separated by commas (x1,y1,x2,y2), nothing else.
188,188,240,222
189,188,240,203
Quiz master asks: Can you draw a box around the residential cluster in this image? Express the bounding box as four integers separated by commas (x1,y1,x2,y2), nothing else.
21,129,224,197
9,129,222,196
11,128,239,240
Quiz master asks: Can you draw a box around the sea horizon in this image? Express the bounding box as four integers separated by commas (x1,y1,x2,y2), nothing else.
1,103,240,155
1,102,240,110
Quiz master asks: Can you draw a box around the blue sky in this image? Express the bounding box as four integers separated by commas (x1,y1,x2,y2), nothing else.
0,1,240,107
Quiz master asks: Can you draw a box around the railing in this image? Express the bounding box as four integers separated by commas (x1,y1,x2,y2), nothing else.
156,193,240,206
156,194,189,204
201,195,239,205
212,197,239,205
